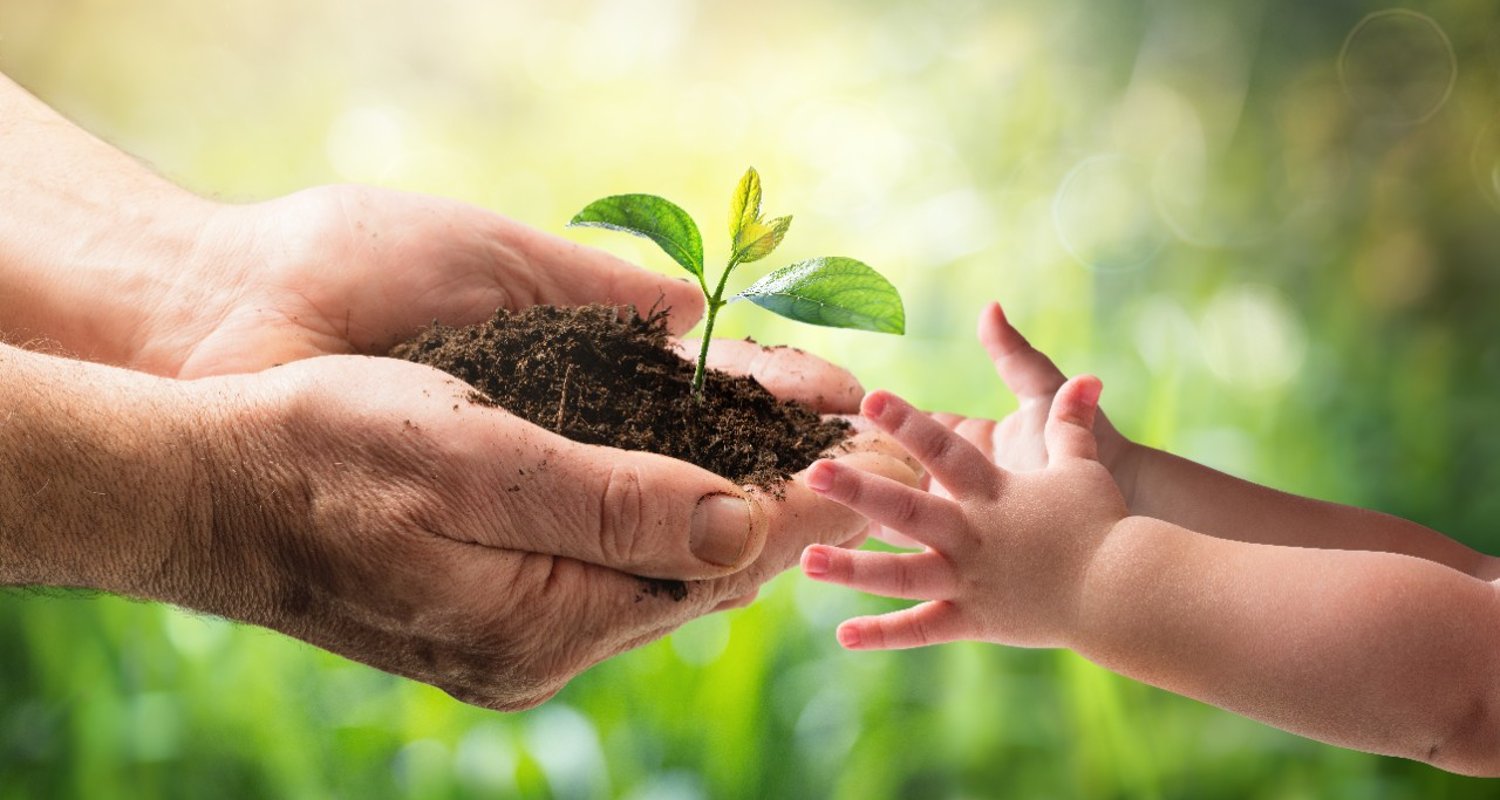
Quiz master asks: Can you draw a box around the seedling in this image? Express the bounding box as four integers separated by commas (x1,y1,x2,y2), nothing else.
568,167,905,396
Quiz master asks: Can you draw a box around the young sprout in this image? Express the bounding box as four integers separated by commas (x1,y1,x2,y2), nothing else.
568,167,905,397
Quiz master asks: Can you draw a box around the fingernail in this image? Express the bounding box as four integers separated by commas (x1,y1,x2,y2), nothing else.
803,547,830,577
863,391,888,420
805,460,836,493
837,625,862,649
691,494,753,566
1078,378,1102,409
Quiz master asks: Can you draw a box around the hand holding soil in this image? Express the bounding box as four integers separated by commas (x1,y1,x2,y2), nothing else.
171,355,916,709
0,71,915,712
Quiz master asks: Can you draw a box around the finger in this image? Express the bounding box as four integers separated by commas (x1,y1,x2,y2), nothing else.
672,338,863,413
531,451,925,666
712,589,759,613
421,546,657,709
862,390,1000,498
824,428,922,477
803,459,967,552
978,302,1067,404
1043,375,1104,463
952,416,999,450
697,449,923,603
461,421,767,581
801,545,956,600
931,414,1000,469
836,601,967,650
516,220,706,334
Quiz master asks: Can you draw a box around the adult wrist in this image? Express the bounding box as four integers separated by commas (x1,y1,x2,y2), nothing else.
139,368,311,619
0,183,236,370
0,347,214,596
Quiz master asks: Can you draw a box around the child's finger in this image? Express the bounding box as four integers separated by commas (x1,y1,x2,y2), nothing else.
1043,375,1103,463
835,601,966,650
978,302,1067,405
861,390,1001,499
804,458,968,553
801,545,956,600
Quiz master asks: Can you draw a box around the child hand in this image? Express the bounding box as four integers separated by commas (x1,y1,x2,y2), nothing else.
799,377,1129,650
927,302,1136,497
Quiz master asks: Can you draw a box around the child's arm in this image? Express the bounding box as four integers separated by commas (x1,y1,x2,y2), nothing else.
801,382,1500,775
959,302,1498,580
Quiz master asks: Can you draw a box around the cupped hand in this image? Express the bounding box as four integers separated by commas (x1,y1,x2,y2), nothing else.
142,183,871,414
172,355,912,710
138,184,707,378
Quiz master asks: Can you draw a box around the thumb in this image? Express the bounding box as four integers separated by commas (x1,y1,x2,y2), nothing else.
1043,375,1103,463
523,226,707,335
978,301,1068,404
671,338,864,413
550,443,768,580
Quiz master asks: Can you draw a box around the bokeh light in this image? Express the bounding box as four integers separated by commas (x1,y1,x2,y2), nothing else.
4,0,1500,797
1339,9,1457,125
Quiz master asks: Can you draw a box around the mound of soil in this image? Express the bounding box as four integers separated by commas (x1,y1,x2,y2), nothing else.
389,304,850,490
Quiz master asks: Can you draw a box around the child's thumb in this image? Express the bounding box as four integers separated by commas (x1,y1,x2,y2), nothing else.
1043,375,1103,463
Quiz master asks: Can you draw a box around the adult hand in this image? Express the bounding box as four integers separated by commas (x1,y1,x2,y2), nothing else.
95,183,874,413
0,74,864,408
171,355,913,710
126,185,700,377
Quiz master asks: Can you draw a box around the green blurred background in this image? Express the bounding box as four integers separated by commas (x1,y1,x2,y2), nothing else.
4,0,1500,796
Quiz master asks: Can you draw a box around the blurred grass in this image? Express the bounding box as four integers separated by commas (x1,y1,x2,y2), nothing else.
4,0,1500,796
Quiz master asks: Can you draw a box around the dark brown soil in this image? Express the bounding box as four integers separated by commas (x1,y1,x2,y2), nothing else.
388,304,850,490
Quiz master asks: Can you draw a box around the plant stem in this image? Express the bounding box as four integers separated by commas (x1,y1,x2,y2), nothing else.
692,256,741,397
691,303,718,396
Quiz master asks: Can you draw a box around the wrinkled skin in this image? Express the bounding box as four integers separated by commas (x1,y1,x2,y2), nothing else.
175,355,913,711
110,183,913,710
131,184,708,378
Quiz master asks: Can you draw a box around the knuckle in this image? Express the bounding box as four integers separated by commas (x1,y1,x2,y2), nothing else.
893,562,914,597
919,430,956,466
837,469,863,505
885,400,914,431
833,551,857,582
911,615,933,647
891,491,923,526
597,465,648,566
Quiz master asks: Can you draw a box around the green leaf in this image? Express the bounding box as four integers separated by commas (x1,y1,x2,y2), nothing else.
734,215,792,264
569,194,704,279
729,167,762,247
735,257,905,334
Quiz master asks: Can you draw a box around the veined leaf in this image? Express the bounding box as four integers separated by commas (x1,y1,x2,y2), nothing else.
569,194,704,279
729,167,762,247
734,215,792,264
735,257,905,334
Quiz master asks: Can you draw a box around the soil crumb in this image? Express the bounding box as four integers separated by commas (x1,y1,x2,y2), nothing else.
389,305,850,490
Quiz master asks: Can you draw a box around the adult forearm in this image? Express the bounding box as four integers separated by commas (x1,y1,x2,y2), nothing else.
0,72,231,367
1073,515,1500,775
0,343,207,594
1125,445,1494,578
